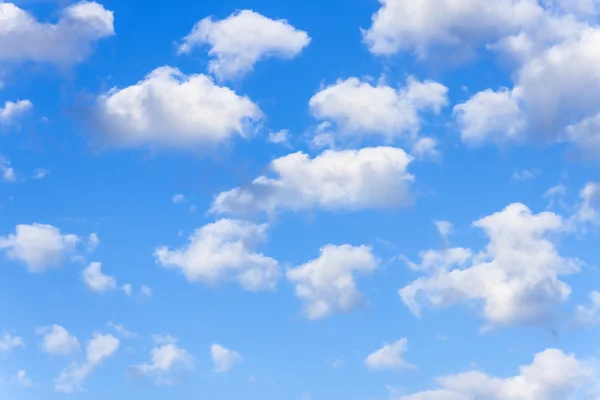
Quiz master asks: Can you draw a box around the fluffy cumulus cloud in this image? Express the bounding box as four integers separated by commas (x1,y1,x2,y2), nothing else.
0,333,24,354
55,333,119,393
37,325,80,356
308,77,448,144
178,10,311,80
133,337,193,385
90,66,262,150
210,344,243,373
82,262,117,292
0,223,79,272
365,338,415,372
287,245,379,319
398,349,596,400
0,100,32,126
211,147,415,215
400,203,581,330
155,219,279,291
0,1,114,65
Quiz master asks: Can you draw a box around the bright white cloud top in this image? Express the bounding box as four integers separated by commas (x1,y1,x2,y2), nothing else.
211,147,415,214
178,10,311,79
0,1,114,65
37,325,80,356
0,100,32,126
91,67,262,150
365,338,415,372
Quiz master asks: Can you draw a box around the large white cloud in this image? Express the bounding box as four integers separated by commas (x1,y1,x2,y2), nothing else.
0,223,79,272
400,203,581,330
365,338,415,372
287,245,378,319
0,1,114,65
210,344,242,373
211,147,414,215
155,219,279,291
178,10,310,80
398,348,596,400
90,66,262,150
309,77,447,144
37,325,80,356
133,337,193,385
55,333,119,393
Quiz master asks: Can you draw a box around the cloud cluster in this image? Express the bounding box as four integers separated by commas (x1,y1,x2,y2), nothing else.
178,10,310,80
400,203,580,330
55,333,119,393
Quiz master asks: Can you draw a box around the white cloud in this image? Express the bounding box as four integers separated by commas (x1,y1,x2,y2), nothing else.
82,262,117,292
172,194,186,204
400,203,581,330
454,88,526,146
361,0,557,58
121,284,132,296
11,370,33,387
87,233,99,252
434,220,453,242
141,285,153,298
133,339,193,385
575,182,600,225
178,10,311,80
309,77,447,144
0,100,32,126
155,219,279,291
37,325,80,356
398,349,596,400
0,333,24,354
0,223,79,272
0,156,16,182
90,66,262,150
575,291,600,325
55,333,119,393
411,137,440,161
32,168,49,180
543,184,567,209
107,322,137,339
513,168,541,182
268,129,291,146
210,344,242,373
287,244,379,319
211,147,414,215
0,1,114,66
365,338,415,372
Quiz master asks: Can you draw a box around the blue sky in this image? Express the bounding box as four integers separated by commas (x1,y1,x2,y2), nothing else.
1,0,600,399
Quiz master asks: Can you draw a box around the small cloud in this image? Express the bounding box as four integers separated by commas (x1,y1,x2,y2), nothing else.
325,358,343,369
82,262,117,293
268,129,291,147
87,233,100,252
121,284,132,296
210,344,242,373
0,156,16,182
107,322,138,339
512,168,541,182
32,168,49,180
365,338,415,373
172,194,186,204
412,137,441,161
11,370,34,387
141,285,153,298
